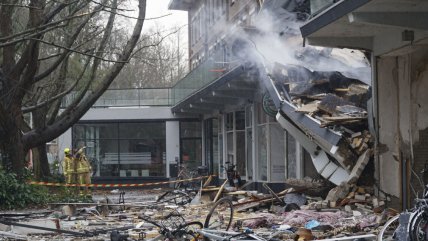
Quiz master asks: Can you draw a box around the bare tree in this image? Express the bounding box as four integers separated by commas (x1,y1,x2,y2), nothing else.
112,24,188,88
0,0,147,176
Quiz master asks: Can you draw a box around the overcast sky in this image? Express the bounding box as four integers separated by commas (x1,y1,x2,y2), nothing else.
143,0,188,31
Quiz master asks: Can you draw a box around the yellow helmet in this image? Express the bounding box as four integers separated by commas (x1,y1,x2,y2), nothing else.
64,148,71,155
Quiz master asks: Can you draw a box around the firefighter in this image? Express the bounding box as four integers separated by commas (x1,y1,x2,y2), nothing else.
62,148,76,184
75,147,92,195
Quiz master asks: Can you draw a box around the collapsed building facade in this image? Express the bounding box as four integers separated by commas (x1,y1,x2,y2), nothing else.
300,0,428,209
167,0,375,193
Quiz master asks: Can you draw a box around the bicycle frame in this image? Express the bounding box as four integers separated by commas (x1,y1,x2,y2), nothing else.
197,229,268,241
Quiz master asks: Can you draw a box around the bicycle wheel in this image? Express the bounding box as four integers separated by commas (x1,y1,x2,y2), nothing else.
173,221,203,241
377,215,399,241
410,210,428,241
204,197,234,231
157,190,193,206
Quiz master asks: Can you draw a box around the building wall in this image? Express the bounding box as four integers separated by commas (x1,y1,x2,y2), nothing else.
377,48,428,198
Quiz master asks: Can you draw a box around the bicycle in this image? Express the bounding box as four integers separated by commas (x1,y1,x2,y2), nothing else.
199,197,288,240
138,210,203,240
174,159,199,190
378,164,428,241
156,189,196,206
221,161,242,188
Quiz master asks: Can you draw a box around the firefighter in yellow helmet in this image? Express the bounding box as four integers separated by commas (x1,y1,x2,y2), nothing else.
75,147,92,195
62,148,76,184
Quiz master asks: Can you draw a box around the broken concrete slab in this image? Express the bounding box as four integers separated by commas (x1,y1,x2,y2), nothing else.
325,183,350,202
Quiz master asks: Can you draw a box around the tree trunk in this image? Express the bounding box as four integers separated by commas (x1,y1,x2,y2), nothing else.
32,145,51,180
0,110,26,175
32,107,52,179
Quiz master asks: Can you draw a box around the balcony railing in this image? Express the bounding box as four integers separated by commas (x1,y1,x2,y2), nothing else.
61,88,172,108
171,48,239,105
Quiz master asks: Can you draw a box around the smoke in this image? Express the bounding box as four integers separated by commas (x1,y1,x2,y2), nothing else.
227,2,371,85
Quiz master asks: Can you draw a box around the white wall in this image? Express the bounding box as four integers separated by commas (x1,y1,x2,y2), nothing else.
57,129,71,171
377,47,428,197
166,121,180,178
80,107,176,120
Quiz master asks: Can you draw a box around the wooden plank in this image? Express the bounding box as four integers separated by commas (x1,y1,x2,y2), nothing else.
213,180,228,203
295,101,320,113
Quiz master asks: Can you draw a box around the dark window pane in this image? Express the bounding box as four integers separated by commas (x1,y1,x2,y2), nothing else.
257,125,267,181
119,139,165,177
226,113,234,131
73,125,85,140
236,131,246,176
119,122,165,139
180,121,202,138
181,139,202,171
235,111,245,130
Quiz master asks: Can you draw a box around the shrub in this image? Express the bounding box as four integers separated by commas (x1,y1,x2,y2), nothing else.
0,168,51,209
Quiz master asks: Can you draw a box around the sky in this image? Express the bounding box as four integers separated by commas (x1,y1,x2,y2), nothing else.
143,0,188,31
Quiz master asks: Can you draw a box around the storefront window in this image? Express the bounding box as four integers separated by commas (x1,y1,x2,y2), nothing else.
180,121,202,172
287,133,297,178
245,106,253,180
257,125,268,181
270,124,286,182
72,122,166,178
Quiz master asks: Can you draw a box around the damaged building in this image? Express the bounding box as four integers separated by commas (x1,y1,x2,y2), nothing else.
165,0,375,194
300,0,428,210
54,0,428,211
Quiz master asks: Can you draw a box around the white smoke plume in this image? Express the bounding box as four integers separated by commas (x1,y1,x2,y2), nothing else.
227,1,371,85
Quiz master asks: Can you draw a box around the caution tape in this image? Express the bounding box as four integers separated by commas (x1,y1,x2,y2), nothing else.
28,175,214,188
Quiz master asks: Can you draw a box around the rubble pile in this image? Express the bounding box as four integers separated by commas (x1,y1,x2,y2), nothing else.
0,181,399,241
272,63,371,137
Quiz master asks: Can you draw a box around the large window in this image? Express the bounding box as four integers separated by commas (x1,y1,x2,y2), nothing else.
224,111,246,179
245,106,253,180
72,122,166,178
204,118,220,176
180,121,202,171
256,104,286,182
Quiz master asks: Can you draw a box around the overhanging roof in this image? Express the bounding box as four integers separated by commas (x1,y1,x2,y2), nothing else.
168,0,194,11
300,0,371,39
171,65,259,114
300,0,428,55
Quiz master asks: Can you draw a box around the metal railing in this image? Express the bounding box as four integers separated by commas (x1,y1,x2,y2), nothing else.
61,88,172,108
61,49,239,108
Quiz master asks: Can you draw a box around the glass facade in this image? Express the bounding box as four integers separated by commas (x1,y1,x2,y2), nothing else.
180,121,202,171
270,124,286,182
72,122,166,178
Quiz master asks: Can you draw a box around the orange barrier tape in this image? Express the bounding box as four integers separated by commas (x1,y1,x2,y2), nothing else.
28,175,214,188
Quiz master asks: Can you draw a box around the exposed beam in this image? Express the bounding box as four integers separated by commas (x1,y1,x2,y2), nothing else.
307,36,373,50
226,82,258,90
178,108,211,114
348,12,428,30
212,90,255,99
200,96,240,105
191,102,224,110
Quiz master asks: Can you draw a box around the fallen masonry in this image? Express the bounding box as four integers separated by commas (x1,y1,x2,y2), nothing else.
0,179,400,241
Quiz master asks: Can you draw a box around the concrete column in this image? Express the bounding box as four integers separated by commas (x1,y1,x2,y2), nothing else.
166,121,180,178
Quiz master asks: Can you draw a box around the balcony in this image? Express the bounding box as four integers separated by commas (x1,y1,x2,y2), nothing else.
61,88,172,108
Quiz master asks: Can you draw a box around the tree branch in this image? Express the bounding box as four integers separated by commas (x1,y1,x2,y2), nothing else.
22,54,91,113
23,0,147,148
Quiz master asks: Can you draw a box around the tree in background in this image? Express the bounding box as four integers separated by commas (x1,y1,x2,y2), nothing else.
0,0,146,177
112,24,188,88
